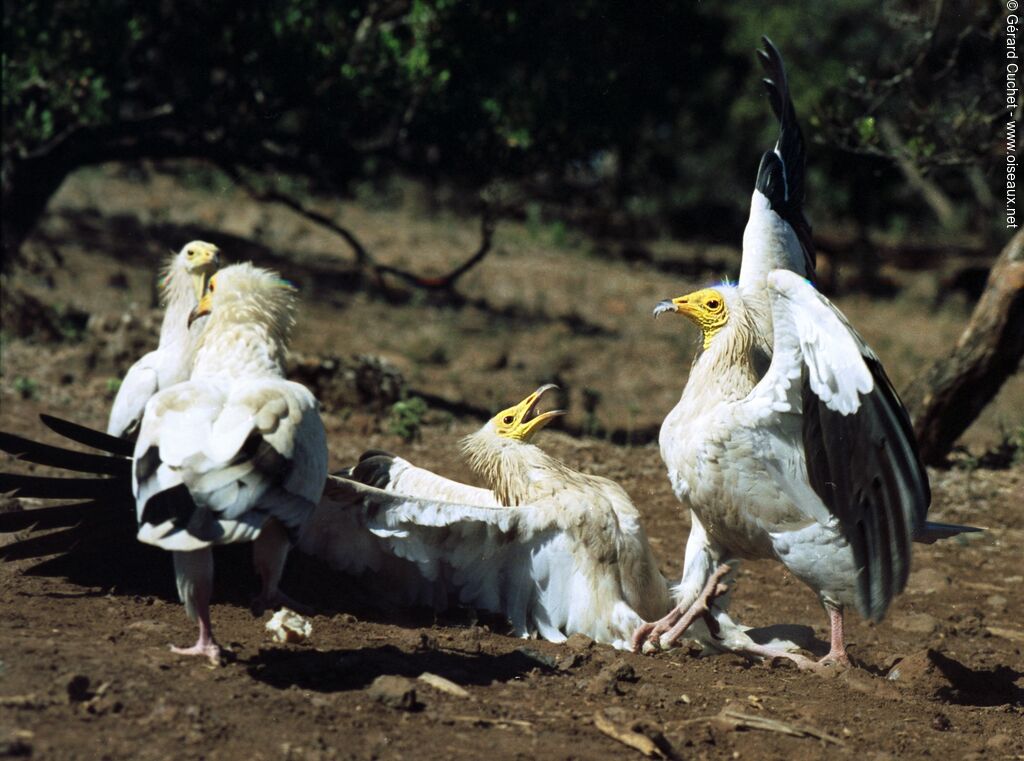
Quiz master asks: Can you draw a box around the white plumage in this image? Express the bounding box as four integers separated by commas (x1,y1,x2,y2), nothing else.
107,241,221,438
302,386,672,649
133,262,326,663
301,386,794,652
635,40,973,668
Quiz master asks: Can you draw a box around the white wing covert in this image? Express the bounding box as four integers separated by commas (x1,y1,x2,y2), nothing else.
302,475,664,649
133,378,325,552
107,357,160,438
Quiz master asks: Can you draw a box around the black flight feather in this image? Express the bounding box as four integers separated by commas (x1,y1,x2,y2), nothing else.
0,431,130,477
39,415,135,458
755,36,816,281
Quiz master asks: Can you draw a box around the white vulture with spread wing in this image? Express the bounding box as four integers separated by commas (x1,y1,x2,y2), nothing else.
299,385,670,649
107,241,221,439
300,385,797,652
634,40,977,668
133,262,327,663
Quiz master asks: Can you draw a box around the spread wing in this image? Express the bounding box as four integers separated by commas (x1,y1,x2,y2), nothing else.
107,354,160,438
744,270,930,620
739,37,815,289
302,475,664,648
343,451,499,507
133,378,326,552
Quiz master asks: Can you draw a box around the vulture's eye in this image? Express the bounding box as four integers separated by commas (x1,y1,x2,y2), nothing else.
502,415,514,425
208,281,216,292
706,299,720,310
186,250,195,258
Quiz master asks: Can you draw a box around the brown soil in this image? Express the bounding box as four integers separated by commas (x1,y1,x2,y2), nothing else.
1,165,1022,760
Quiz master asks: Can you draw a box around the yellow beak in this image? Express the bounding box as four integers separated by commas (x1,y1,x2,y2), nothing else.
188,291,212,328
653,295,698,320
507,384,566,441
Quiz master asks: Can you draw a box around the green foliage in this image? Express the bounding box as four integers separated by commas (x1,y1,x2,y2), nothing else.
13,376,38,400
388,396,429,442
105,377,122,397
2,0,1003,245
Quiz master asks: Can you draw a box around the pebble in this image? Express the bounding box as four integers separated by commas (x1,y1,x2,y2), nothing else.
366,675,419,711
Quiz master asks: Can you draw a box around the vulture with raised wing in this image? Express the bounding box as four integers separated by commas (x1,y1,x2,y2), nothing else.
634,40,978,668
107,241,221,439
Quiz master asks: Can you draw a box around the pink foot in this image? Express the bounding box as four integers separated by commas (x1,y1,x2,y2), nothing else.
631,608,683,653
632,563,732,653
170,639,223,666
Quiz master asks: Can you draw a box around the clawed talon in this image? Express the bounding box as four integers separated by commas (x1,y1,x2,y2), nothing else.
632,563,733,653
170,640,223,666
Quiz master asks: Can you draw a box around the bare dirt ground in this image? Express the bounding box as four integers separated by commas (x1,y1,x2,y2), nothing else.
1,165,1022,760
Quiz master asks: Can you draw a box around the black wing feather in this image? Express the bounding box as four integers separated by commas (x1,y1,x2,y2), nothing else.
0,431,130,477
802,354,929,621
0,500,124,532
0,472,128,500
39,415,134,457
755,36,816,280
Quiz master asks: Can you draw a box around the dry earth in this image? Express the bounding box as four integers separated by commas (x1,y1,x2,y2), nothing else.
1,164,1022,760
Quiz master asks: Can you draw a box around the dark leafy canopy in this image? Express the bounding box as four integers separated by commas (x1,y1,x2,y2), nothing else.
2,0,1005,255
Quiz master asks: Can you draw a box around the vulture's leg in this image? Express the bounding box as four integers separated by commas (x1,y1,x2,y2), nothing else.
251,518,310,615
631,563,731,652
171,548,222,665
819,603,850,666
733,604,850,671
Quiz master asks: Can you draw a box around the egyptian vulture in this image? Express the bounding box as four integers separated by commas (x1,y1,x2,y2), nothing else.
297,384,670,648
133,262,326,663
1,387,792,653
634,40,977,668
107,241,221,438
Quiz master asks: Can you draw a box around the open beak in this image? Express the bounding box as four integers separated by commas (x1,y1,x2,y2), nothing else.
516,383,566,440
188,291,212,328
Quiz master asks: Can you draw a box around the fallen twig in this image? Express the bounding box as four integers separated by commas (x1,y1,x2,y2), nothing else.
593,710,667,759
447,714,533,729
418,672,472,698
712,709,844,745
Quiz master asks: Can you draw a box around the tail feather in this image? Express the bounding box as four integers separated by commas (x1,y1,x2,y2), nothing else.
914,521,984,545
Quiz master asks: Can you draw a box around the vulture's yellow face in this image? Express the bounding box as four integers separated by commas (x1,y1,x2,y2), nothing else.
182,241,221,302
493,384,565,441
654,288,728,349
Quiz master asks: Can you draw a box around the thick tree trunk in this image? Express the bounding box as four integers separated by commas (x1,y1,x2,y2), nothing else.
904,232,1024,464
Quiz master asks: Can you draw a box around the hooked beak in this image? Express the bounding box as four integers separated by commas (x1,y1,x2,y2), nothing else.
188,291,212,328
516,383,566,440
653,296,696,320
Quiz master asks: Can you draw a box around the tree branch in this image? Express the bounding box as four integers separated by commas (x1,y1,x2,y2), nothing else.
223,164,496,293
904,232,1024,464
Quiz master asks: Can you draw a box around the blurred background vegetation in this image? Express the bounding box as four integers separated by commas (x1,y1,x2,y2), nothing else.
2,0,1004,261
